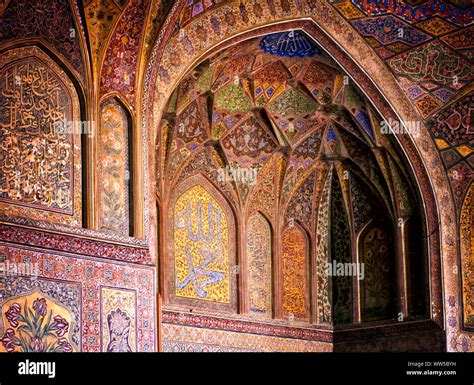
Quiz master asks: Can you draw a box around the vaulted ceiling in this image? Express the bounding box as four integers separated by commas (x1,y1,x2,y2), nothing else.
0,0,472,208
159,31,419,238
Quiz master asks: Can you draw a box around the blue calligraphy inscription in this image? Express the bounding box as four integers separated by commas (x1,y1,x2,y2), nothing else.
259,30,320,58
175,201,225,298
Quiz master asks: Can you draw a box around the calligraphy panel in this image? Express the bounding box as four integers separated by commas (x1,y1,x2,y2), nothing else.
0,47,81,226
282,225,309,320
247,213,272,317
98,98,130,235
170,177,236,311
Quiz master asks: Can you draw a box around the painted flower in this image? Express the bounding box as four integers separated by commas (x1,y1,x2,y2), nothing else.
57,338,72,352
29,336,44,352
448,316,457,327
5,303,21,328
32,298,47,317
108,309,130,333
106,309,131,352
51,315,69,337
1,328,17,352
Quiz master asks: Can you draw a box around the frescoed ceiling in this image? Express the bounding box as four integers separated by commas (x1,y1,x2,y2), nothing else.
327,0,473,209
159,30,419,232
330,0,472,117
151,0,473,210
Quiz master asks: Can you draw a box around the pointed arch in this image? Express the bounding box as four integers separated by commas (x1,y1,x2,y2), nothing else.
247,211,273,317
281,222,310,321
0,45,82,227
98,96,133,235
167,174,237,313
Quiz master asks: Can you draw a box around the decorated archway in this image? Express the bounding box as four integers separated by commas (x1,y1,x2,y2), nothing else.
143,3,467,350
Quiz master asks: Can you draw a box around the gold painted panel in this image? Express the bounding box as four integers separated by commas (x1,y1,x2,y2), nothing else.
174,183,231,304
0,290,78,352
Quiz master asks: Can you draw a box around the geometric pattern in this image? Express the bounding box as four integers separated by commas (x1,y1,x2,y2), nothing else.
428,92,473,209
389,41,472,117
327,0,473,229
352,15,431,46
331,0,473,120
160,30,428,333
350,0,473,27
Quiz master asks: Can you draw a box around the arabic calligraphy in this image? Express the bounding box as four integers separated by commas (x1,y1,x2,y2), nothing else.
259,30,320,58
174,184,230,303
0,58,73,212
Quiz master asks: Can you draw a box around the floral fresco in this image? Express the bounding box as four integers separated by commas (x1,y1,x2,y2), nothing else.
1,291,77,353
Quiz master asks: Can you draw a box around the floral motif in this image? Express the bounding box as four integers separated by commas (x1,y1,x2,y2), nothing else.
106,308,132,352
33,298,47,318
51,315,69,337
1,328,16,352
99,98,130,235
4,303,20,328
1,297,74,353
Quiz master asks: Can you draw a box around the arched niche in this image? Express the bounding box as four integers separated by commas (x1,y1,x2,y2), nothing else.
167,174,237,313
358,221,396,322
281,222,310,322
154,27,434,331
98,96,133,236
146,10,447,336
247,211,273,317
0,46,82,226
